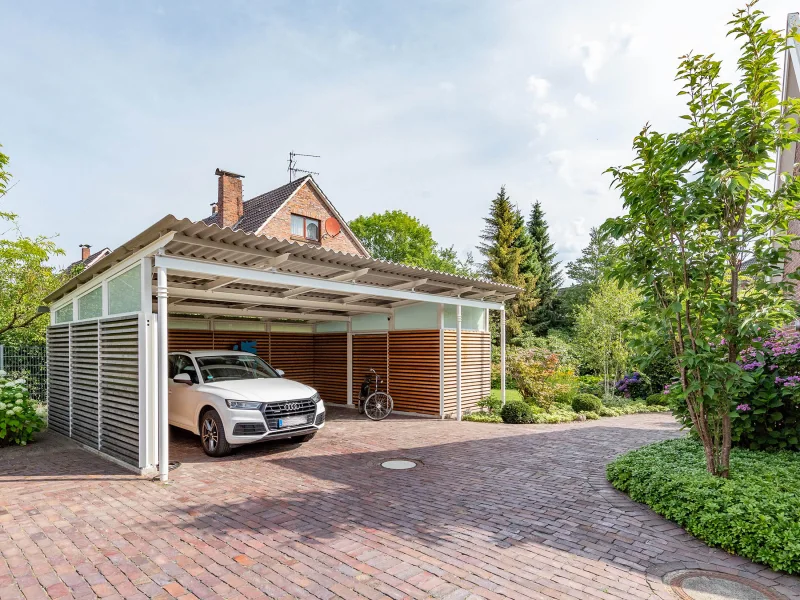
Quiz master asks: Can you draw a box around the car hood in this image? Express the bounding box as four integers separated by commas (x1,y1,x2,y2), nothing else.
197,378,317,403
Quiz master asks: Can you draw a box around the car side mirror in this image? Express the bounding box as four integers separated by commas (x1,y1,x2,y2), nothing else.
173,373,193,385
276,369,285,378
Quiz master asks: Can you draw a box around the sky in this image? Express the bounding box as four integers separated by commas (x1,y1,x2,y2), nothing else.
1,0,798,274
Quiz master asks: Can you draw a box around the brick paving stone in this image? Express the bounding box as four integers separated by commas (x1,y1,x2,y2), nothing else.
2,409,800,599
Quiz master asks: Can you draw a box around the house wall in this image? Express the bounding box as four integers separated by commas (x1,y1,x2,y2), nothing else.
256,181,366,256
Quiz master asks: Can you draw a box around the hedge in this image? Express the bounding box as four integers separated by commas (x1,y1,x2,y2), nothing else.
607,438,800,573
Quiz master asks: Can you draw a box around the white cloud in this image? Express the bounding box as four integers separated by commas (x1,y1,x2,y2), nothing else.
526,75,551,99
537,102,567,119
439,81,455,93
535,122,548,137
570,23,635,82
574,92,598,111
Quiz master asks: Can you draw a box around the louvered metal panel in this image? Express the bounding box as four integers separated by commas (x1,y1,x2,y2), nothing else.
46,324,71,436
70,321,99,448
99,316,140,466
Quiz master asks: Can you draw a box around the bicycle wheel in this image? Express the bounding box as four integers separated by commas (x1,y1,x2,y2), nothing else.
364,392,393,421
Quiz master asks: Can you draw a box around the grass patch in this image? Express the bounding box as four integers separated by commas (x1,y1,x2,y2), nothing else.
489,388,523,403
607,438,800,574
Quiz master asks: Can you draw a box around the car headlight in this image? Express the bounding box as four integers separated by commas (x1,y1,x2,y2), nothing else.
226,400,262,410
311,392,322,404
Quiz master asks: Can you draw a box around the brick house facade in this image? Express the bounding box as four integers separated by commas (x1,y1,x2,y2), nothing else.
203,169,369,257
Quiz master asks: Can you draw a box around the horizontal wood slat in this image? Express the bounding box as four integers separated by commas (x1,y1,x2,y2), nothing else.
443,330,491,416
313,333,347,404
388,330,440,415
70,321,99,449
352,333,388,406
46,325,70,436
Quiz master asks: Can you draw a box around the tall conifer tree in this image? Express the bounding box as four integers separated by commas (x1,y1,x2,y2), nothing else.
526,201,563,334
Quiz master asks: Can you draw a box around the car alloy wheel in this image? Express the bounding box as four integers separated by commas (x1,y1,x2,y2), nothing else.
202,416,218,452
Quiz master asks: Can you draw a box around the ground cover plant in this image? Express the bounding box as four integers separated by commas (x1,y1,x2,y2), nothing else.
607,438,800,573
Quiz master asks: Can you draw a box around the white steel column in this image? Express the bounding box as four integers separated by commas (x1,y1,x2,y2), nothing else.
438,303,444,419
346,319,353,406
156,266,170,483
456,304,462,421
500,307,506,406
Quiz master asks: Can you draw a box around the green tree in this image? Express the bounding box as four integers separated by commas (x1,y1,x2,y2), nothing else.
526,201,563,334
566,227,614,288
0,143,11,197
602,2,800,477
574,279,640,394
0,215,66,344
349,210,474,275
479,186,537,337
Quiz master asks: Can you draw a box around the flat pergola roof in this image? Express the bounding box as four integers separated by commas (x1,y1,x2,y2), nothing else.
46,215,519,320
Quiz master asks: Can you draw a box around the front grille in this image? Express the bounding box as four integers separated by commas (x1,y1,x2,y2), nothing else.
263,398,317,431
315,412,325,426
233,422,267,436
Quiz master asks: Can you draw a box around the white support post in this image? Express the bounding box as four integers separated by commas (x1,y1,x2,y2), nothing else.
456,304,462,421
500,307,506,406
156,266,170,483
346,319,353,406
438,303,444,419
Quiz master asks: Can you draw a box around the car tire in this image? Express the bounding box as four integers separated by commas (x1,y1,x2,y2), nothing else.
291,432,316,443
200,409,232,457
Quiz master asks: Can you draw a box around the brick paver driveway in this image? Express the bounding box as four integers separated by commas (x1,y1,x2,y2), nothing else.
2,409,799,600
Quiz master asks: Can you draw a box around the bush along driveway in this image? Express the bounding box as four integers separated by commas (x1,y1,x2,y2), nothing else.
2,410,800,599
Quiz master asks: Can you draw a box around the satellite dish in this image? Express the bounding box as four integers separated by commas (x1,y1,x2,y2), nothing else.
325,217,341,236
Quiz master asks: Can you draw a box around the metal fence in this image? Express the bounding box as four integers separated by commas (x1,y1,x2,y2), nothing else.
0,344,47,402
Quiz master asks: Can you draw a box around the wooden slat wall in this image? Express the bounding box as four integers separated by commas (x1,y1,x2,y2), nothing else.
387,330,440,415
443,330,491,416
352,334,388,404
70,321,99,448
270,332,315,387
313,333,347,404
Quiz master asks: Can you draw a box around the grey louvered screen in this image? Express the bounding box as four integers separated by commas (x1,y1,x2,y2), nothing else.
70,320,99,448
46,325,71,436
46,314,142,468
99,316,140,466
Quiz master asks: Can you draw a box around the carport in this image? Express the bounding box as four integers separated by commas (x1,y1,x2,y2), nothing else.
44,216,518,481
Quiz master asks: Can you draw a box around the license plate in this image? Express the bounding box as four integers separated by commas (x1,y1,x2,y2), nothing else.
279,415,308,428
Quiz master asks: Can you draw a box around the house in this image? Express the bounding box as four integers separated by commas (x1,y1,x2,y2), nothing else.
201,169,370,257
66,244,111,273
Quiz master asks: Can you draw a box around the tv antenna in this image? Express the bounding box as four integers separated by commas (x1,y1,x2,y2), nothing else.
288,151,320,182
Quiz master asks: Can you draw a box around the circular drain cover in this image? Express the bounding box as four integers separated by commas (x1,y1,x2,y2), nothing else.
664,570,786,600
381,460,417,470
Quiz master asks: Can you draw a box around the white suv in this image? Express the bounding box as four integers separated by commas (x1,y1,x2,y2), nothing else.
168,350,325,456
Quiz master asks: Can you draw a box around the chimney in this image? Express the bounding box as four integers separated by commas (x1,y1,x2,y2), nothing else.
79,244,91,261
215,168,244,229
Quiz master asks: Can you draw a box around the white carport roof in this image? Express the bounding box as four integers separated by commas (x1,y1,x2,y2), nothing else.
45,215,519,319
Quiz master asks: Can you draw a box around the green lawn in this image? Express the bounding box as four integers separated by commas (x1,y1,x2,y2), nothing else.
490,388,523,403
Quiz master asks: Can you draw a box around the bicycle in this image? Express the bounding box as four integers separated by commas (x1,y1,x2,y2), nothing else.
358,368,393,421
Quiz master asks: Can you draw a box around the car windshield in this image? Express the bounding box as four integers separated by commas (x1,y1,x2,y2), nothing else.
195,355,279,382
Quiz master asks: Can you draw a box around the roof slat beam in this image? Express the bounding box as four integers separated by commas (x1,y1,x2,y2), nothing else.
339,278,428,305
281,268,370,298
163,303,350,322
155,255,505,311
161,283,393,314
200,276,240,291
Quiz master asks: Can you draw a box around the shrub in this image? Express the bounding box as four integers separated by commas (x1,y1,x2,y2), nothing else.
645,393,670,407
463,412,502,423
0,372,45,446
572,393,602,413
506,348,560,409
580,411,601,420
476,395,502,414
500,400,534,424
614,372,649,399
607,438,800,574
577,375,605,397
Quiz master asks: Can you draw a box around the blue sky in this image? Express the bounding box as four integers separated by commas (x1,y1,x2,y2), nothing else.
1,0,797,271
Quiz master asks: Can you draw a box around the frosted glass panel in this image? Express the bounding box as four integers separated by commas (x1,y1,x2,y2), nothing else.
444,305,486,331
394,303,438,330
316,321,347,333
352,313,389,331
108,265,142,315
271,323,313,333
78,287,102,320
168,318,210,330
55,303,74,324
214,320,265,332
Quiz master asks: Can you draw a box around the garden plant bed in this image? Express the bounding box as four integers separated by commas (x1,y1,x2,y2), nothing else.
607,438,800,574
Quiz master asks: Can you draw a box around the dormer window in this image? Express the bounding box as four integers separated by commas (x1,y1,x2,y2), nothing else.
291,214,320,242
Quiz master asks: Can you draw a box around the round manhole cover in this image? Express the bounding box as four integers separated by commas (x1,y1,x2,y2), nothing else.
664,570,786,600
381,460,418,470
